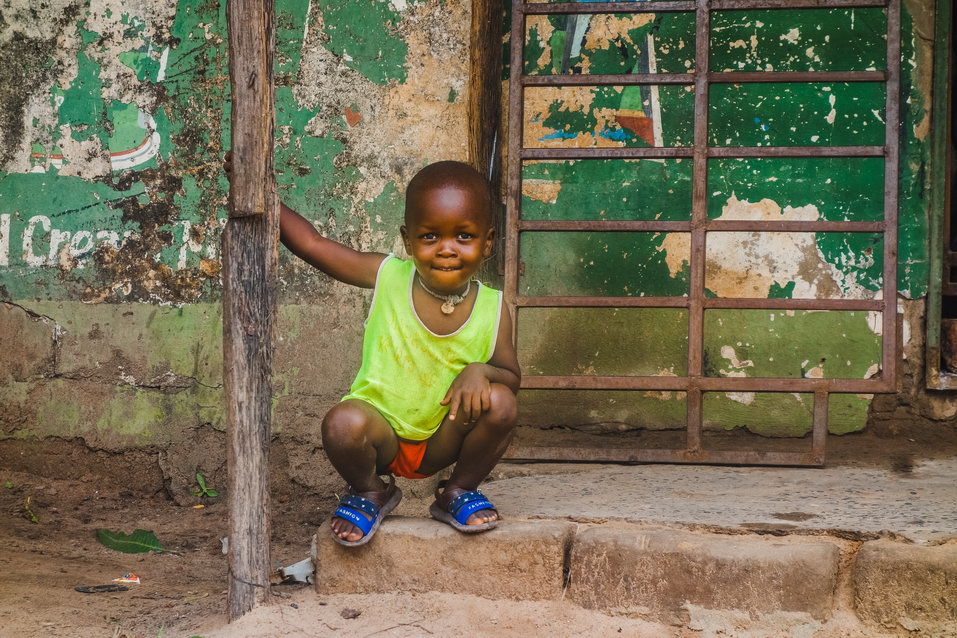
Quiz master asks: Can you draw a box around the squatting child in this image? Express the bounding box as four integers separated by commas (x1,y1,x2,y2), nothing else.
274,160,520,546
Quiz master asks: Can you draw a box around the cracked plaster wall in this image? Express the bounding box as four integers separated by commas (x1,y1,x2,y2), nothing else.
0,0,471,500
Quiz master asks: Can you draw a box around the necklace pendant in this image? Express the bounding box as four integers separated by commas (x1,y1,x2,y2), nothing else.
441,301,455,315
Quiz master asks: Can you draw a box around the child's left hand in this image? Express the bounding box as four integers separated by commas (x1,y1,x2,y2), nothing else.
441,363,492,424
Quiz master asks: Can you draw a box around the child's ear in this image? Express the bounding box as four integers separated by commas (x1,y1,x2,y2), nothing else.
483,227,495,257
400,225,410,248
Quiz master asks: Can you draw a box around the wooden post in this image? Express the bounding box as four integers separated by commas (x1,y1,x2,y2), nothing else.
224,0,278,621
468,0,504,183
469,0,505,280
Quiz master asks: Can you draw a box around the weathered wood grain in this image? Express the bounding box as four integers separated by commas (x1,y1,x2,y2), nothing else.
225,0,278,621
228,0,275,218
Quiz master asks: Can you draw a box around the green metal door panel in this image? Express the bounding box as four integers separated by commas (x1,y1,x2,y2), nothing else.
707,158,885,222
525,85,695,148
705,232,883,299
518,307,689,376
520,231,691,297
709,82,886,147
703,309,882,380
710,8,887,72
524,12,696,76
522,159,692,221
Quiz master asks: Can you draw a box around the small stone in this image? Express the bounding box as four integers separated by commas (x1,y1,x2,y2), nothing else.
898,617,920,632
340,608,361,619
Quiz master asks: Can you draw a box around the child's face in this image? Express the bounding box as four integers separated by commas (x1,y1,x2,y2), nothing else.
401,185,493,293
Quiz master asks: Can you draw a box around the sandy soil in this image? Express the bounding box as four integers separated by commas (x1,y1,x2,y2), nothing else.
3,426,951,638
196,590,686,638
0,469,326,638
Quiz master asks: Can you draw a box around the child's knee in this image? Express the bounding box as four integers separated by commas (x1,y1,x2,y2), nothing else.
486,384,518,429
321,403,370,445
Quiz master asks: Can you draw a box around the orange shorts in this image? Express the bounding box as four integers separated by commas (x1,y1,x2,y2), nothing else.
387,439,434,479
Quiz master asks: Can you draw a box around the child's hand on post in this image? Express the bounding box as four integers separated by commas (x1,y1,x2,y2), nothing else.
441,363,493,424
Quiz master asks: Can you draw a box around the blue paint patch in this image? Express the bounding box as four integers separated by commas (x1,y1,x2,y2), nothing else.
599,128,630,141
540,131,580,141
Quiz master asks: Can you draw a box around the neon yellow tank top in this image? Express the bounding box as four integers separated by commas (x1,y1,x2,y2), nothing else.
342,256,503,440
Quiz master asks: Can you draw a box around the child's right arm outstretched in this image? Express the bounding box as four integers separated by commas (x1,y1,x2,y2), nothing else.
224,151,384,288
279,202,385,289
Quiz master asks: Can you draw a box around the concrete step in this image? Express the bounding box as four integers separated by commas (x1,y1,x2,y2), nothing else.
313,517,957,635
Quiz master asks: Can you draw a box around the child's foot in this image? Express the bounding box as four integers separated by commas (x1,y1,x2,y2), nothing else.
437,484,499,526
429,480,499,533
331,477,402,545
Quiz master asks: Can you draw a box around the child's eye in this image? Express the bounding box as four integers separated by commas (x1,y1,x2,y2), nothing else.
420,233,437,240
457,232,474,240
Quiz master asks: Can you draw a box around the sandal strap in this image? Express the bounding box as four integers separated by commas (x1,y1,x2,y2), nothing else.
449,490,488,514
334,504,375,536
452,498,495,526
339,494,380,517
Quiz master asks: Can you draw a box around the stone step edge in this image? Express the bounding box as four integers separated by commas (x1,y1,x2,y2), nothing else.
312,516,957,633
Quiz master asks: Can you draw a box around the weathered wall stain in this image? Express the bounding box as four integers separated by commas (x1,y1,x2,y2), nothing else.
0,0,473,500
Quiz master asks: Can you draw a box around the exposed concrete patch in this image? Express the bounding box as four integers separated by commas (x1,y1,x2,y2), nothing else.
482,461,957,543
854,539,957,634
313,517,574,601
568,525,840,623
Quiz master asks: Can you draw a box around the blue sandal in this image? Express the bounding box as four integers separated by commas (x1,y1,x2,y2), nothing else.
429,481,498,533
331,477,402,547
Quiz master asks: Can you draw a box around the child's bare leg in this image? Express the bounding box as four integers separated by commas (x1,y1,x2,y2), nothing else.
322,399,399,542
417,383,517,525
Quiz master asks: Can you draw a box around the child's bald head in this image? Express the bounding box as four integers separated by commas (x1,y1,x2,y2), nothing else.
405,161,493,228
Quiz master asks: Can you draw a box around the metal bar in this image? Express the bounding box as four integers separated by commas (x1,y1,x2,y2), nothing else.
521,0,886,13
709,146,885,158
522,71,884,86
811,391,828,466
517,296,691,308
703,297,884,310
521,375,892,393
515,296,883,310
710,71,886,83
505,0,525,345
881,0,900,387
707,220,885,233
525,146,882,161
551,143,935,164
503,445,822,467
522,147,693,160
518,220,884,233
687,0,710,453
686,388,703,452
519,220,691,232
711,0,886,8
524,2,695,15
523,73,693,86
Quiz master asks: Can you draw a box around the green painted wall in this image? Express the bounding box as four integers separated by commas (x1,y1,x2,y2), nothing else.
0,0,471,498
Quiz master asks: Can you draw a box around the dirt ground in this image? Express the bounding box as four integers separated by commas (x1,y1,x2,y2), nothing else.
2,426,956,638
0,468,328,638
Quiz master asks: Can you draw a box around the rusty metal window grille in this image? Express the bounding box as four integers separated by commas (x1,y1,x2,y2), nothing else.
504,0,901,466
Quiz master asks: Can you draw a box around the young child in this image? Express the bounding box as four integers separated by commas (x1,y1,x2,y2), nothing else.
275,160,520,546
